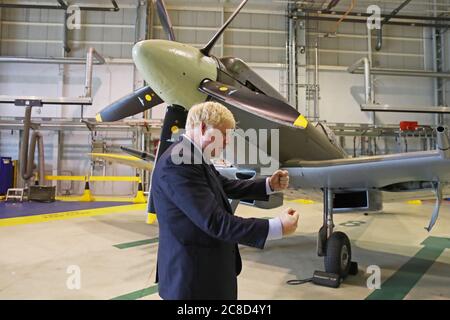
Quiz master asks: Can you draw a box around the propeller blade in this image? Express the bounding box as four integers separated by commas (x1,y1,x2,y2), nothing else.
326,0,341,11
199,79,307,128
200,0,248,56
96,86,163,122
155,0,176,41
89,153,153,170
120,146,156,162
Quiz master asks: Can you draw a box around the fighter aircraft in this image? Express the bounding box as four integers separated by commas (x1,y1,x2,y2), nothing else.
95,0,450,280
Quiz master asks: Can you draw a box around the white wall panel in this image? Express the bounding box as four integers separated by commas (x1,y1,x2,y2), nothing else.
318,71,434,125
0,62,135,119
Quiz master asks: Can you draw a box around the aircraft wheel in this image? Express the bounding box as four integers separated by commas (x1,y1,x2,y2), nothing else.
324,232,351,279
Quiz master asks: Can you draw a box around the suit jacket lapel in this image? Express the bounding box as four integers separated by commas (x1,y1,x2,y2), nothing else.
179,136,233,214
204,164,233,214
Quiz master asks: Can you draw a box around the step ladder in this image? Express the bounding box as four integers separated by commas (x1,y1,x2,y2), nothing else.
5,188,25,202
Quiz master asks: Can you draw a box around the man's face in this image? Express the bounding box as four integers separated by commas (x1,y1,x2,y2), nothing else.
201,122,234,158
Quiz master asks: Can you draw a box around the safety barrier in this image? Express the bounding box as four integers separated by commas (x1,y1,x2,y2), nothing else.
45,175,146,203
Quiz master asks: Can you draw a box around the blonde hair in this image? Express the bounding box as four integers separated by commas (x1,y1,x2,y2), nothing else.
186,101,236,130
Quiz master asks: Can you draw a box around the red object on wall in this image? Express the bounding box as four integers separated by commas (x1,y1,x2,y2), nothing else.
400,121,418,131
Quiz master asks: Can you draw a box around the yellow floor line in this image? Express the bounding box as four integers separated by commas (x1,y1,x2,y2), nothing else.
406,200,423,205
287,198,315,204
0,204,147,227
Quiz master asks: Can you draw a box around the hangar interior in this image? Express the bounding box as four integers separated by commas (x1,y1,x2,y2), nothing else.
0,0,450,300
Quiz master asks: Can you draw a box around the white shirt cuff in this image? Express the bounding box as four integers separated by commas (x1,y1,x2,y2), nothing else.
266,217,283,241
265,177,275,195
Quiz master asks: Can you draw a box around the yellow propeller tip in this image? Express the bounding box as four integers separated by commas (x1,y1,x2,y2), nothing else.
293,115,308,129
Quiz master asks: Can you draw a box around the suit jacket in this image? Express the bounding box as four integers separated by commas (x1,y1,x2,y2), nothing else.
151,136,270,300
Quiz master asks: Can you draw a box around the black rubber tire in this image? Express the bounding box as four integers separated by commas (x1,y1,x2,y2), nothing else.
324,232,352,279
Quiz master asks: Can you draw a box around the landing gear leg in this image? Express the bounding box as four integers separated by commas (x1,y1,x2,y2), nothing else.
147,105,188,223
317,188,355,279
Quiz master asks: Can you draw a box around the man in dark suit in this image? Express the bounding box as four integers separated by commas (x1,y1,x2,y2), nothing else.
151,102,299,300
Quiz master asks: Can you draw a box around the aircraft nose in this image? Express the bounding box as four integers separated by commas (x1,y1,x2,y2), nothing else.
131,39,218,108
132,40,173,99
132,40,164,68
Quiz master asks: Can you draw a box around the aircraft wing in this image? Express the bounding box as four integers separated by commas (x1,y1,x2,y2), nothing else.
283,150,450,191
216,143,450,231
283,148,450,231
215,150,450,199
89,153,153,171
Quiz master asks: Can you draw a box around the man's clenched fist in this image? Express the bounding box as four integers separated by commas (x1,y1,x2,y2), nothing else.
269,170,289,191
279,207,299,236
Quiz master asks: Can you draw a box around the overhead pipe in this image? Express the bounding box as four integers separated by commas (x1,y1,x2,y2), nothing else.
287,3,298,107
0,55,105,65
331,0,356,34
20,106,45,185
376,0,413,51
0,3,63,9
85,49,94,98
0,0,119,12
367,27,375,109
299,8,450,23
79,0,119,12
314,43,320,119
84,48,105,98
350,67,450,79
348,57,373,104
375,29,383,52
63,9,70,54
293,15,450,29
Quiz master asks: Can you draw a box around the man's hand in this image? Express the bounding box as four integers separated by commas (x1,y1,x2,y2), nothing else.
269,170,289,191
279,208,299,236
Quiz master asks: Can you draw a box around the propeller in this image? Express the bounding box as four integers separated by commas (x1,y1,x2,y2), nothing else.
95,0,250,123
155,0,175,41
95,86,163,122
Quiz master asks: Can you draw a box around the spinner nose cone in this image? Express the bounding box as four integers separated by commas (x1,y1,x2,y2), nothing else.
132,40,166,68
131,39,218,108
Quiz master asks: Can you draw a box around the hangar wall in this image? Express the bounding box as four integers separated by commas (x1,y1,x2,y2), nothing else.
0,1,440,125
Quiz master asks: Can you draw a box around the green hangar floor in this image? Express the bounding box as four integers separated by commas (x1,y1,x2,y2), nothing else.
0,199,449,300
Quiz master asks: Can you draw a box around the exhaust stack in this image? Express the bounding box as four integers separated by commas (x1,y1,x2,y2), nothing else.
436,126,450,159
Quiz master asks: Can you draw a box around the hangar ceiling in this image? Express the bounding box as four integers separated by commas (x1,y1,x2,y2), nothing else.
1,0,449,66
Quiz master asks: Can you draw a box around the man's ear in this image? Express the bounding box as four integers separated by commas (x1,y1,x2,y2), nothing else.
201,122,207,135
